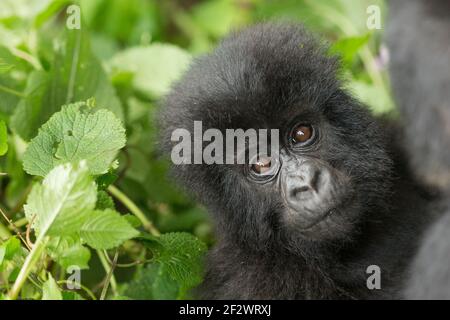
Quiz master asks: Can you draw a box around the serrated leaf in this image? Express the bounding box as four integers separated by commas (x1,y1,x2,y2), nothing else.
96,171,118,190
23,101,126,177
24,161,97,238
151,232,207,290
46,235,91,270
0,120,7,156
109,44,191,98
11,26,123,141
80,209,139,250
42,274,63,300
124,263,179,300
95,190,115,210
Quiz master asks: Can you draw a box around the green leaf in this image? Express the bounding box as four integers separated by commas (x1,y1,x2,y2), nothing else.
96,171,118,190
109,44,191,98
192,0,242,38
80,209,139,250
348,79,394,114
10,71,49,141
0,237,21,266
123,214,142,228
23,101,126,177
0,120,7,156
124,263,179,300
0,247,4,266
33,0,71,28
95,190,115,210
0,47,24,117
11,27,123,140
329,34,370,66
62,291,85,300
42,274,63,300
46,235,91,270
144,232,207,291
24,161,97,238
111,295,132,300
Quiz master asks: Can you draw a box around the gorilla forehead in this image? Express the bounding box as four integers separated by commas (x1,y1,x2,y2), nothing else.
167,23,340,130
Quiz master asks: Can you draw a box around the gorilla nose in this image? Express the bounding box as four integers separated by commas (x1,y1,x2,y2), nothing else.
284,161,326,205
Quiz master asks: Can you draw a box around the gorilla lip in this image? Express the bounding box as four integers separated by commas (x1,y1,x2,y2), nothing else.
285,205,337,231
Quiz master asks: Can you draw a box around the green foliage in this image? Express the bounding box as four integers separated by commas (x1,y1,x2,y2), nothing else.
0,120,7,155
125,263,179,300
95,190,115,210
126,232,207,299
24,162,97,237
11,27,123,140
46,235,91,269
109,44,191,99
0,0,390,300
80,209,139,250
42,274,63,300
153,232,207,290
330,34,370,67
23,101,126,177
0,237,21,266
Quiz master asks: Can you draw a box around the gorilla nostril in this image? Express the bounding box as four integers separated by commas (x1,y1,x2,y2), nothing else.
290,185,311,199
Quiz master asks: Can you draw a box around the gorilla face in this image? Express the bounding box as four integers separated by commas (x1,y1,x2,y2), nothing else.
160,23,393,251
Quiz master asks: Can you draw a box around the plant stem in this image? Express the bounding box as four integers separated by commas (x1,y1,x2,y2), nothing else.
97,250,118,299
9,217,28,229
0,206,30,250
57,280,97,300
0,84,25,98
107,185,160,236
7,236,47,300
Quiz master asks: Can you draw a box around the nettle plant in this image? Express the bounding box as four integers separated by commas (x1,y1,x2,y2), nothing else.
0,4,206,300
1,100,206,300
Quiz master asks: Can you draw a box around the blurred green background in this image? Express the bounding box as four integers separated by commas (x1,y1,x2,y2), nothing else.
0,0,394,298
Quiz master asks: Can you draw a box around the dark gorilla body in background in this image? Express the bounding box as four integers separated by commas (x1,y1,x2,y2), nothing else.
159,23,436,299
387,0,450,299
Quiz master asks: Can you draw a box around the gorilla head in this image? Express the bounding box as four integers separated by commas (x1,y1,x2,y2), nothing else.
159,23,393,253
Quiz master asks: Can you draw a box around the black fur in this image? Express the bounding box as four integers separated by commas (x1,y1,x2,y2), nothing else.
158,23,433,299
387,0,450,299
386,0,450,189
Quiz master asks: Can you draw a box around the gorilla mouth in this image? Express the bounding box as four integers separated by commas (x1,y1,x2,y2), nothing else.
284,205,337,231
299,208,336,230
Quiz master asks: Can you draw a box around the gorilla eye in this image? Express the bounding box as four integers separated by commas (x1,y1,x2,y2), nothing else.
251,156,272,175
291,124,314,145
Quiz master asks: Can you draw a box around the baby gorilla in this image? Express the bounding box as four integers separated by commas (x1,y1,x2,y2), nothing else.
159,23,432,299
